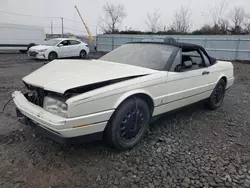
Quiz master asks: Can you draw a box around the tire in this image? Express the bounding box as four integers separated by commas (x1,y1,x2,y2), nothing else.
206,79,226,110
79,50,87,59
106,97,151,150
19,50,27,54
48,52,58,61
27,43,35,51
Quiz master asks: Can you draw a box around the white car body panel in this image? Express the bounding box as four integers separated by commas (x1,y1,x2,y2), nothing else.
13,91,111,137
13,49,234,139
23,59,158,93
28,38,89,60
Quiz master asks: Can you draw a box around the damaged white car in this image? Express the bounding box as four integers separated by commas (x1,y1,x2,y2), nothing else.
13,42,234,150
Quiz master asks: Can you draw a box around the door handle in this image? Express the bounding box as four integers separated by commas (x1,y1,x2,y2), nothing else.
202,71,210,75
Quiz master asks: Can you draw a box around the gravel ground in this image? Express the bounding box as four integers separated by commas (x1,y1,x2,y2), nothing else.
0,52,250,188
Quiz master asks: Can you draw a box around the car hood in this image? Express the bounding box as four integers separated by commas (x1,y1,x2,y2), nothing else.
29,45,52,51
23,59,158,94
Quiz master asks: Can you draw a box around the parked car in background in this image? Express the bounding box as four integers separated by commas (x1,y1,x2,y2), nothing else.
13,41,234,150
28,38,89,61
0,23,45,53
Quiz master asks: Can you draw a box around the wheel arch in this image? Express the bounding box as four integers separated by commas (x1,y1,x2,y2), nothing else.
47,51,58,60
216,74,227,86
113,90,155,115
27,43,36,50
220,76,227,86
48,51,58,56
79,49,87,57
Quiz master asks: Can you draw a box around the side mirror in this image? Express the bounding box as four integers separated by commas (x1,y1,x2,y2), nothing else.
183,60,192,69
58,44,63,47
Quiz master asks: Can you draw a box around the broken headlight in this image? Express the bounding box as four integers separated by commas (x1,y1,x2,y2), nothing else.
43,96,67,117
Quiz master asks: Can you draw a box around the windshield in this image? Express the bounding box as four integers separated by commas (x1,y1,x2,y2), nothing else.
45,39,61,46
100,43,176,70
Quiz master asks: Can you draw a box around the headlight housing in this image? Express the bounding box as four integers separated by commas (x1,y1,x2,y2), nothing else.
38,49,47,52
43,96,68,117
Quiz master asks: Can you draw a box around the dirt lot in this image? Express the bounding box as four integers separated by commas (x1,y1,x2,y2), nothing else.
0,52,250,188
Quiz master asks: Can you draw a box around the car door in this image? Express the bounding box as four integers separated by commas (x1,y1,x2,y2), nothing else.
165,48,213,111
199,50,220,90
57,40,71,58
69,40,81,56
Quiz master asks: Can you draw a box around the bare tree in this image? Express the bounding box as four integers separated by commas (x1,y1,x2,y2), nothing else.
145,10,161,32
209,0,228,26
171,6,191,33
218,18,230,34
243,14,250,33
101,3,126,33
229,7,246,29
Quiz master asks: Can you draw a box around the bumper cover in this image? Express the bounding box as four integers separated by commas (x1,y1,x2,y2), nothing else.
28,51,47,59
17,109,103,144
13,91,112,142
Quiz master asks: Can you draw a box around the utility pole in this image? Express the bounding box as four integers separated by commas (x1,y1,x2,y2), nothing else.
61,17,64,37
51,21,53,35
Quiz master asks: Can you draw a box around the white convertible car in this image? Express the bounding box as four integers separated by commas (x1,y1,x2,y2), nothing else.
13,41,234,150
28,38,89,61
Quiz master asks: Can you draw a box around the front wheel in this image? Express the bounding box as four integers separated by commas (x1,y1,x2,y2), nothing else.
206,79,226,110
48,52,58,61
105,97,151,150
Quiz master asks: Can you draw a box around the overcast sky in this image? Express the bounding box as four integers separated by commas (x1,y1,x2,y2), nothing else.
1,0,250,35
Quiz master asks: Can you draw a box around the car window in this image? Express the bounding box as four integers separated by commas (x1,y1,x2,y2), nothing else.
69,40,80,45
170,50,181,72
100,43,176,70
170,50,206,72
200,51,211,66
184,51,203,66
59,40,70,46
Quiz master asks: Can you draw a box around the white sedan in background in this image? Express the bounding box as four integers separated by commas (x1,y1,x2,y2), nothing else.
28,38,90,61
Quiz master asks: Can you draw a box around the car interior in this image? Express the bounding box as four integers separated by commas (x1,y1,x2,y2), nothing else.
60,40,70,46
174,50,207,72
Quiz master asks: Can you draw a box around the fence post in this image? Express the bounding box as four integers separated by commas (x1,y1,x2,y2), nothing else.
204,38,207,48
131,36,133,42
112,36,114,50
95,35,98,52
235,38,240,60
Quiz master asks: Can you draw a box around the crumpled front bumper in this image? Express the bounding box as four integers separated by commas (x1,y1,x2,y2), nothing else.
12,91,113,143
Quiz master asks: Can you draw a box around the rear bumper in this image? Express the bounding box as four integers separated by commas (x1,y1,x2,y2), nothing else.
226,77,234,89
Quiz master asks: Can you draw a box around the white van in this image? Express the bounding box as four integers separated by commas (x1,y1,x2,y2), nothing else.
0,23,45,53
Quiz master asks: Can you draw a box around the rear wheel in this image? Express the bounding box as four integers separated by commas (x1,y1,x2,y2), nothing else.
19,50,27,54
79,50,87,58
206,79,226,110
106,97,151,150
48,52,58,61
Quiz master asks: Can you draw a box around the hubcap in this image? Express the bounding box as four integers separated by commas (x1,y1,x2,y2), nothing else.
81,51,85,58
50,54,55,60
214,84,225,104
120,108,144,141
